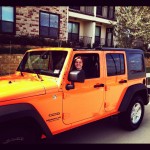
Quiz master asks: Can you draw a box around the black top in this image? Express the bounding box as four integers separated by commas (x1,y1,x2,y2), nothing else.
73,47,143,53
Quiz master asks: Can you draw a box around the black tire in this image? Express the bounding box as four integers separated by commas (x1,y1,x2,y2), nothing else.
118,96,144,131
0,126,41,144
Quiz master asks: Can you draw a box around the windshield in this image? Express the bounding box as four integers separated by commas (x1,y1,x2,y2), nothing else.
17,51,67,77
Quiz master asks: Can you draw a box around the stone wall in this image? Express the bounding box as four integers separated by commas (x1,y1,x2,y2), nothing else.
0,54,23,76
145,58,150,68
1,55,150,76
16,6,68,40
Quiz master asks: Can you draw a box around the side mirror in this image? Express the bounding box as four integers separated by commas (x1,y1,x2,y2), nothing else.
66,70,85,90
69,70,85,83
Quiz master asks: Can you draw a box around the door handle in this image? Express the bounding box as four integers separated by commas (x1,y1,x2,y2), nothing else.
119,80,127,84
94,84,104,88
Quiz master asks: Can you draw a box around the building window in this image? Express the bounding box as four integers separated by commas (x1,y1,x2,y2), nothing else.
39,11,59,39
69,6,80,10
0,6,15,34
102,6,108,18
97,6,115,20
106,53,125,76
108,6,115,19
95,26,101,45
106,28,113,47
68,22,79,42
96,6,102,16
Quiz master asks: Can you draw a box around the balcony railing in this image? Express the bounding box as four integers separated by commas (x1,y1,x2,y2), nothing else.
67,36,92,48
69,6,94,16
105,39,114,47
93,38,106,48
93,38,114,48
67,36,114,48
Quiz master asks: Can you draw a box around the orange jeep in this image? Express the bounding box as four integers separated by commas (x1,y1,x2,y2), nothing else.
0,47,149,144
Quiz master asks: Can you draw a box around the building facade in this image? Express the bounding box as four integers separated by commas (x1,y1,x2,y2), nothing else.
0,6,116,49
0,6,116,75
68,6,116,48
0,6,68,45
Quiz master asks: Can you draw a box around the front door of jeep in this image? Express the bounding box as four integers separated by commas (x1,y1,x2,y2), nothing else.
62,52,104,124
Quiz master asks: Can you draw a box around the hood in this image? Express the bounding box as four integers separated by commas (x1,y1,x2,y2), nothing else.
0,73,58,102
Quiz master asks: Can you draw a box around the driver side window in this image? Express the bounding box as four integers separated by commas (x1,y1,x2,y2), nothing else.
71,53,100,79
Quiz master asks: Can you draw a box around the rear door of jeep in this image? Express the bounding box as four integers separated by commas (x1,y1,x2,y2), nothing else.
104,51,128,112
62,51,105,124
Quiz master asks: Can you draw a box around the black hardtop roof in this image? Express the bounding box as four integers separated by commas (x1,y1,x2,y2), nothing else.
73,47,143,53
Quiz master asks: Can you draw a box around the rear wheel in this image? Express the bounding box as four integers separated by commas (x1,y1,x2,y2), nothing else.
118,96,144,131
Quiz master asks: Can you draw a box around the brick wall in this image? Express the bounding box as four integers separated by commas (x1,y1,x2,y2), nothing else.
0,54,23,76
0,6,68,76
16,6,68,40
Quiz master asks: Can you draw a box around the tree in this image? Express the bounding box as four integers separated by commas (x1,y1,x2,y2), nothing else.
113,6,150,50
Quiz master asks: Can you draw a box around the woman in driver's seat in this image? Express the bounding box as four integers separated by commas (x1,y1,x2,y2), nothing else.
74,56,83,71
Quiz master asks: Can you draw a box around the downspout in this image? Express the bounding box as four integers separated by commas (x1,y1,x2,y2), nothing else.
66,6,69,43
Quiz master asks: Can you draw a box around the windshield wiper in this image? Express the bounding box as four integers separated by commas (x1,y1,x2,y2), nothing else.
23,68,43,81
33,70,43,81
18,67,24,77
36,72,43,81
20,71,24,77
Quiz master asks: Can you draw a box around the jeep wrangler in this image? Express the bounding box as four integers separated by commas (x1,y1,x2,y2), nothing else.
0,47,149,144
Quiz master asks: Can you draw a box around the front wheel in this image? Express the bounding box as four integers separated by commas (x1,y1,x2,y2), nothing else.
0,126,41,144
118,96,144,131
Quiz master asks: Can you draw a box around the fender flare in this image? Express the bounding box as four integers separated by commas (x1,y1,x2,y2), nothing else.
118,83,149,112
0,103,52,139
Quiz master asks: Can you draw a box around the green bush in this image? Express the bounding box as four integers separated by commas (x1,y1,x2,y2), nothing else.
0,34,72,47
0,47,28,54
